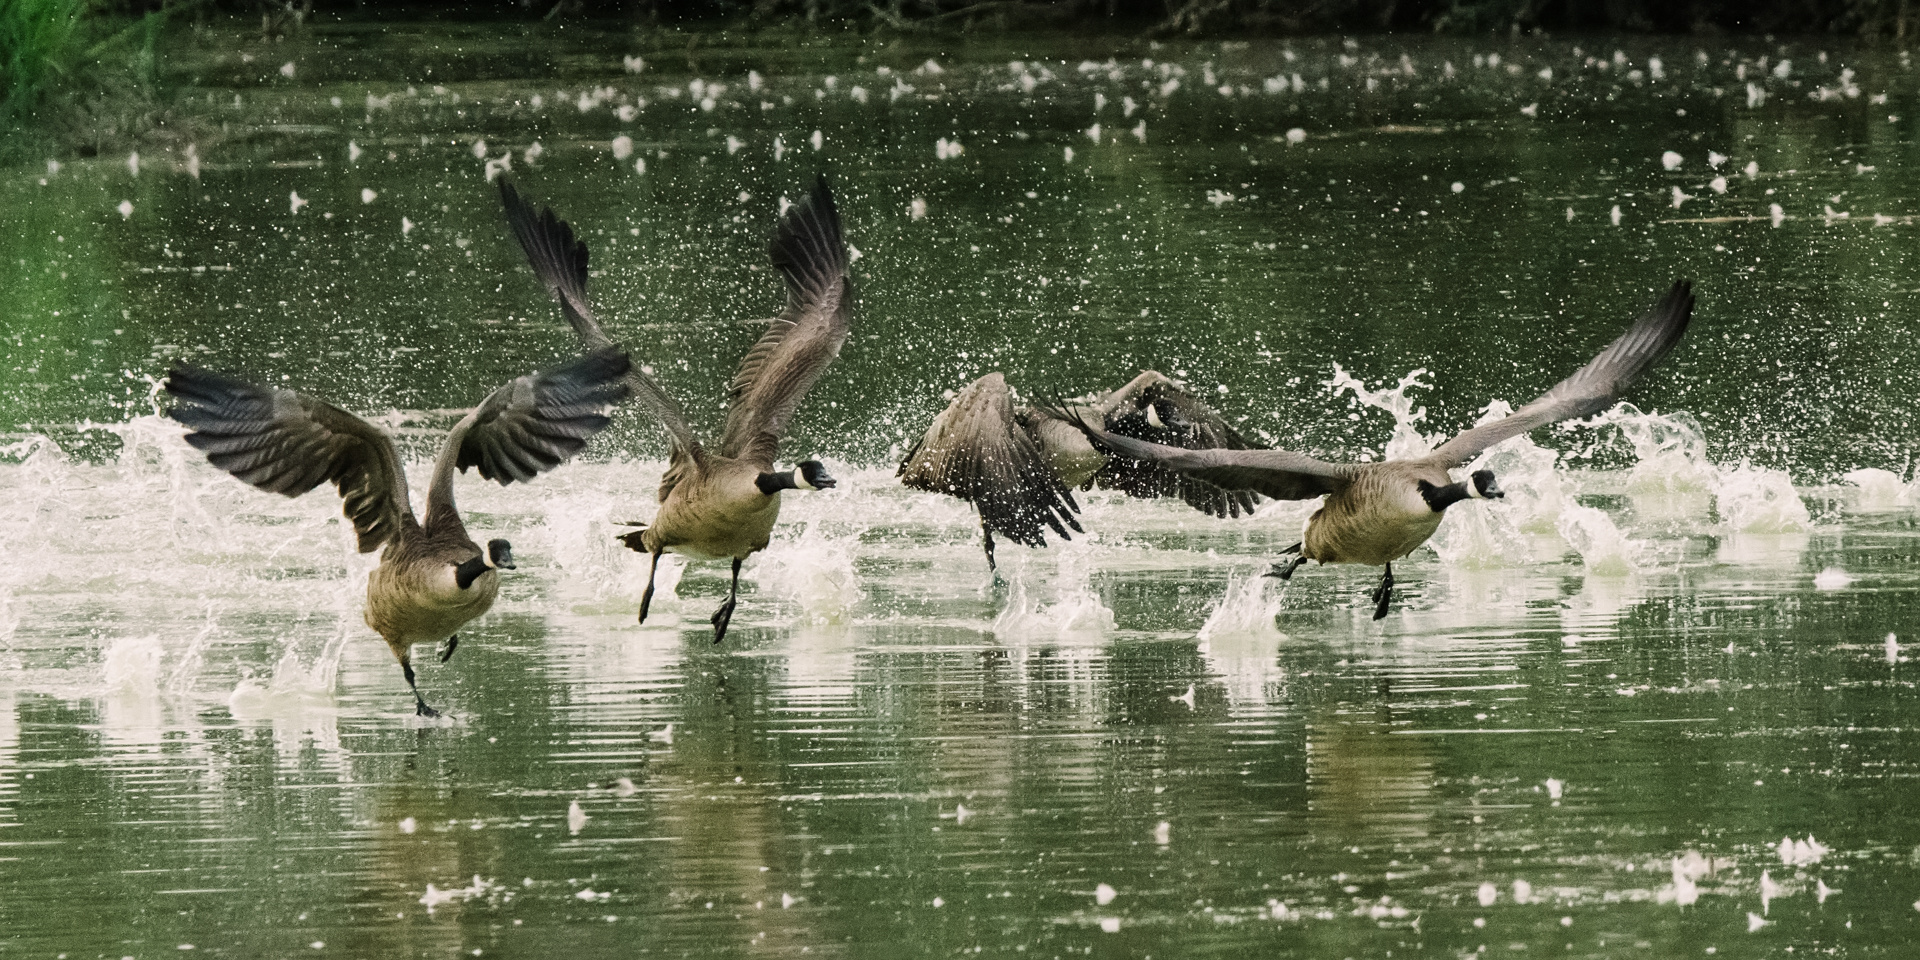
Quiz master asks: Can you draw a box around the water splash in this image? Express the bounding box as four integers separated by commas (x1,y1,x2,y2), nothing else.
1197,567,1287,641
1595,404,1716,493
1428,401,1566,569
755,519,864,625
229,624,351,718
1556,504,1642,576
1842,467,1911,510
1326,363,1435,460
1713,464,1812,532
991,545,1116,641
102,635,166,748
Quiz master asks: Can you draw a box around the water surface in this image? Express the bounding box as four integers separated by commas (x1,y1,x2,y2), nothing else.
2,23,1918,958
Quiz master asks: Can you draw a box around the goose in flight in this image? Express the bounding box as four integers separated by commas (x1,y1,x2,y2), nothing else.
165,347,632,716
1054,280,1695,619
899,370,1262,568
498,177,853,643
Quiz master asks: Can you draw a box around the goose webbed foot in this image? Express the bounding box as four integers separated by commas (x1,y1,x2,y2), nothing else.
711,557,743,644
1266,542,1306,580
402,658,439,718
1370,563,1395,621
437,635,459,663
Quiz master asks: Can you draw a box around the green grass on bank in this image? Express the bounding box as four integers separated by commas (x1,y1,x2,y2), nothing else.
0,0,90,124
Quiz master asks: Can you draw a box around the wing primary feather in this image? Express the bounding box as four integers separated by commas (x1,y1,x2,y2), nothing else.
163,364,413,552
498,177,704,458
1427,279,1694,467
716,176,855,462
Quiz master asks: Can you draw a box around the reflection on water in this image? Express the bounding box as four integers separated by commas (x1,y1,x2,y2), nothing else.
7,23,1920,959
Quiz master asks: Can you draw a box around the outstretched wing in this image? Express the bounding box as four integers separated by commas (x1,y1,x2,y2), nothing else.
716,177,854,465
497,177,702,458
164,365,413,553
1050,405,1358,502
1427,280,1694,467
899,373,1083,548
1091,376,1264,518
450,345,633,485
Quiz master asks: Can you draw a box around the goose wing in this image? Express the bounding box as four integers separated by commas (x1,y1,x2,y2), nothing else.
1427,280,1694,467
1089,376,1265,518
1053,406,1358,501
497,177,702,458
899,373,1082,548
164,366,412,553
450,345,633,485
716,177,854,465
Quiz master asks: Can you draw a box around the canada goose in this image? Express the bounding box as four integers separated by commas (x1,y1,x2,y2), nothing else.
899,370,1262,568
1054,280,1695,619
498,176,852,643
164,346,632,716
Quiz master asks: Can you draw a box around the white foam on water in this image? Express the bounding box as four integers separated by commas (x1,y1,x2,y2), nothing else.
103,635,164,696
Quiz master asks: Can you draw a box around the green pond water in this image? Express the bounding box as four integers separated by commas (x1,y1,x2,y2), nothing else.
4,20,1920,959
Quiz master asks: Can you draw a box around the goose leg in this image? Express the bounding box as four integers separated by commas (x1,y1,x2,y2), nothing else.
437,635,460,663
402,656,438,718
1370,563,1395,621
1267,543,1308,581
982,525,998,572
711,558,742,644
637,546,663,624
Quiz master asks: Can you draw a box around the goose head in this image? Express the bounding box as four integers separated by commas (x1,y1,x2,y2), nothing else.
487,538,517,570
796,460,837,490
1418,470,1506,513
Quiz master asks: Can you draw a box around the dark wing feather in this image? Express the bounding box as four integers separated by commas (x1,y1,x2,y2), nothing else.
452,345,633,486
497,177,702,458
899,373,1083,548
1427,280,1694,467
716,177,854,465
164,365,412,553
1090,378,1264,518
1048,405,1357,502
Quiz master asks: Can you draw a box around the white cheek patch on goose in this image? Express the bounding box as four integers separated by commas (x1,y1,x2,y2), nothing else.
1467,478,1492,499
1145,405,1165,428
793,467,816,491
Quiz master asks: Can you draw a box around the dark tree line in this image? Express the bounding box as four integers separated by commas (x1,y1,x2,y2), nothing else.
233,0,1917,36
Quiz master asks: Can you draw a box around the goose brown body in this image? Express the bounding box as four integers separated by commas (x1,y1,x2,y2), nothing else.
1300,462,1454,567
640,460,785,561
364,527,501,647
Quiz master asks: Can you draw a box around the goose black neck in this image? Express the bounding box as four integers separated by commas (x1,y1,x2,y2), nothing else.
455,556,491,590
755,470,798,495
1419,480,1474,513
